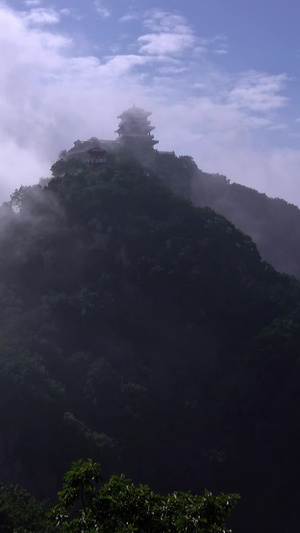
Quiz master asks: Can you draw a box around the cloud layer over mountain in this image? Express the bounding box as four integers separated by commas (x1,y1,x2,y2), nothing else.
1,2,300,205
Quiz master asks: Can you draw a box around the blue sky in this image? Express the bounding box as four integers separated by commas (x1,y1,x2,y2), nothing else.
1,0,300,205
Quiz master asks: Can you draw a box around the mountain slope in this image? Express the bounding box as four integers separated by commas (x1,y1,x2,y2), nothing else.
149,151,300,278
0,153,300,532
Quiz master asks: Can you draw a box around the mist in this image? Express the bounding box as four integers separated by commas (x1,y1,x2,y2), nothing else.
1,3,300,205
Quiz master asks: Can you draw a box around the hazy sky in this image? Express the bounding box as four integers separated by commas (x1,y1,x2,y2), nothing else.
1,0,300,205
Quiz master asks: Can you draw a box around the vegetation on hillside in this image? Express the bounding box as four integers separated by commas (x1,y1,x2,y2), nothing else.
152,152,300,278
0,152,299,531
0,460,239,532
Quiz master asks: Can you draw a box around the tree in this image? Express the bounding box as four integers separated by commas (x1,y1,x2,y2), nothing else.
0,483,54,533
49,459,239,532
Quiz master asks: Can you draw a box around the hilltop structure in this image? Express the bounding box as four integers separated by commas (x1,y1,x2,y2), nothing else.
116,106,158,148
61,106,158,165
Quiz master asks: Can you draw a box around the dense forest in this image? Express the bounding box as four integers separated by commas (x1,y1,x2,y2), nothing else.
0,150,300,531
149,151,300,278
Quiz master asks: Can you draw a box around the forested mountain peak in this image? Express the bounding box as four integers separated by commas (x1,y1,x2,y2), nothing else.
52,147,300,280
0,152,300,531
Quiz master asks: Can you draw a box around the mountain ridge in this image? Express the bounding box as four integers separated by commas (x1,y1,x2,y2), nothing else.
0,151,299,531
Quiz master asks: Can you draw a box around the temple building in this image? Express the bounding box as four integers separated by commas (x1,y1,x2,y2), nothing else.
62,105,159,164
116,106,158,148
87,147,107,168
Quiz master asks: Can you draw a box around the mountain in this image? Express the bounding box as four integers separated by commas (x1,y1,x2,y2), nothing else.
0,151,300,532
149,151,300,279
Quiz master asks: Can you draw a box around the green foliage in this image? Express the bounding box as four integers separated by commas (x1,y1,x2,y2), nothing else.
0,483,54,533
51,158,87,178
190,168,300,279
0,153,299,531
9,185,42,213
50,460,239,532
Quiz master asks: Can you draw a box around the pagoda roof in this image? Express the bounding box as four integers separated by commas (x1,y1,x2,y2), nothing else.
117,106,151,120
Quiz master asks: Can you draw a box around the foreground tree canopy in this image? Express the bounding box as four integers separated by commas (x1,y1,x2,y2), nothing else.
0,151,299,531
49,460,239,532
0,460,238,532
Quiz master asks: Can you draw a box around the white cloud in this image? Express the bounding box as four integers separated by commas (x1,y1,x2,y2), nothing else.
214,49,228,55
119,13,139,23
143,9,192,35
99,54,149,76
138,32,195,56
158,65,188,75
137,9,196,57
138,11,228,59
94,1,110,19
59,8,71,17
59,8,82,22
24,0,41,5
228,71,288,112
138,9,196,56
212,34,229,51
22,7,60,26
